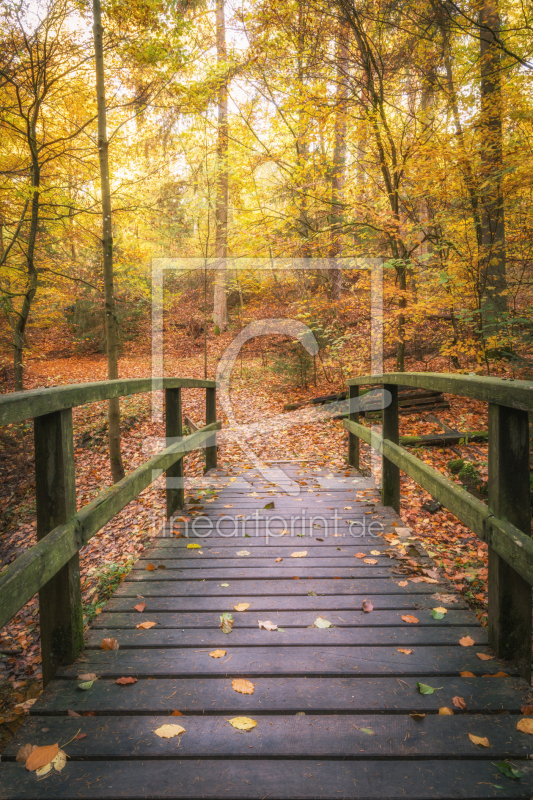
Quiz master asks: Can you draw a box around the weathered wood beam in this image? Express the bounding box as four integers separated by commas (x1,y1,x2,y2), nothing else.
382,384,400,513
165,388,184,519
348,385,359,469
343,418,533,587
346,372,533,412
0,377,218,428
400,431,488,447
0,423,221,631
205,388,217,473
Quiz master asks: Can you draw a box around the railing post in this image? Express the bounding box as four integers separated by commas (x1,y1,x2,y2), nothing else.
205,387,217,473
34,408,83,686
382,383,400,513
348,385,359,469
165,387,184,520
488,403,531,681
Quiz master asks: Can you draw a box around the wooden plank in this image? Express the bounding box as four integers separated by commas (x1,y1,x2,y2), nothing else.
488,403,532,682
348,384,359,468
382,384,400,513
0,377,217,427
205,386,217,472
165,387,184,516
346,371,533,412
1,758,531,798
124,567,394,580
58,645,512,677
131,557,410,569
3,714,530,761
136,547,411,559
93,609,479,628
343,418,533,586
103,594,467,612
0,423,220,630
113,579,439,597
85,625,487,648
31,675,529,716
34,408,83,686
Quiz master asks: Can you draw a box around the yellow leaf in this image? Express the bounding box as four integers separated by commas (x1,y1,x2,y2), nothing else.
438,707,454,715
209,650,226,658
433,607,447,614
154,724,186,738
468,733,489,747
397,648,413,655
517,718,533,734
187,543,201,549
232,678,255,694
290,551,307,558
234,603,250,612
364,558,377,565
52,749,67,773
370,550,381,556
229,717,257,731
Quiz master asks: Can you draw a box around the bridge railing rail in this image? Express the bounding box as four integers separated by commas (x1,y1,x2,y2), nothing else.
0,378,219,684
344,372,533,681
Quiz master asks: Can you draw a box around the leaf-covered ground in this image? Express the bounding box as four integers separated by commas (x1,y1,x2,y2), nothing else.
0,329,527,751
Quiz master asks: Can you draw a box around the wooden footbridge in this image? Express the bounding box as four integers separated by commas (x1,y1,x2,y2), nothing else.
1,373,533,798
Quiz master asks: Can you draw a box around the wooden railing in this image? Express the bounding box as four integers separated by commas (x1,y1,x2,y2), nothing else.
344,372,533,681
0,378,219,685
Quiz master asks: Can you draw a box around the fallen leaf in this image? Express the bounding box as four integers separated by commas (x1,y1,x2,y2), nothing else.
233,603,250,612
100,638,119,651
476,652,492,661
487,671,510,677
362,600,374,613
236,550,251,557
232,679,255,694
223,504,234,508
263,502,275,509
171,711,183,716
220,613,234,634
154,724,186,738
370,550,381,556
67,709,81,717
433,607,447,614
397,648,413,655
221,583,230,587
146,563,156,571
438,707,454,715
26,744,59,771
279,529,290,536
134,603,146,613
258,620,278,631
358,727,375,734
312,616,333,629
401,615,419,624
229,716,257,731
431,609,446,620
410,713,425,722
468,733,489,747
521,705,533,715
459,635,475,647
209,650,226,658
460,671,476,677
16,744,37,763
517,718,533,734
416,682,442,695
77,673,97,682
136,621,157,630
354,553,366,559
452,696,466,709
115,677,138,685
73,733,86,740
290,551,307,558
52,749,67,773
398,581,408,587
77,681,93,691
275,557,283,562
187,543,201,549
497,761,523,779
364,558,377,564
35,762,53,778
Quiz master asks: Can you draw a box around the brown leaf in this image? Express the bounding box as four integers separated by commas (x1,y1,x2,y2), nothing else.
67,709,81,717
16,744,37,763
26,743,59,772
517,717,533,734
438,707,454,715
258,620,278,631
452,696,466,709
476,653,492,661
146,564,156,571
77,673,97,682
73,733,86,741
364,558,377,565
468,733,489,747
232,678,254,695
275,557,283,562
100,637,119,650
157,564,167,570
354,553,366,559
486,671,510,677
397,648,413,655
459,635,474,647
209,650,226,658
115,677,138,685
171,710,183,716
82,711,96,716
136,621,157,630
410,713,425,722
233,603,250,612
401,615,419,624
362,600,374,613
521,705,533,715
460,671,476,677
134,603,146,613
397,581,408,587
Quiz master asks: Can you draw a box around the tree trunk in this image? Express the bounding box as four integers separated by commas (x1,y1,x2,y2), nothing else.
92,0,125,483
329,20,349,300
213,0,229,332
478,0,507,326
296,0,311,260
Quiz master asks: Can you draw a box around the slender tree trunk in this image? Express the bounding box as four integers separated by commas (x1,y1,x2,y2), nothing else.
478,0,507,327
213,0,229,332
296,0,311,261
329,20,349,300
92,0,125,483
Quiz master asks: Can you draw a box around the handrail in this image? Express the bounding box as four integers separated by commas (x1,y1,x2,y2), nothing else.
344,371,533,681
346,372,533,412
0,421,220,632
0,377,217,427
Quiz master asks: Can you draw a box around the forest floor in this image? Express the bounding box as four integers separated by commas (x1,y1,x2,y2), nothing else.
0,322,521,751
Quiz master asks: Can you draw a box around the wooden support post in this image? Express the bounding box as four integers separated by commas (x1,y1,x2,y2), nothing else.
382,383,400,513
488,403,531,681
205,387,217,473
348,384,359,469
34,409,83,686
165,387,184,520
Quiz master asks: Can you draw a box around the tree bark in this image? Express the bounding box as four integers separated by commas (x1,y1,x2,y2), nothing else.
329,20,349,300
478,0,507,326
213,0,229,332
92,0,125,483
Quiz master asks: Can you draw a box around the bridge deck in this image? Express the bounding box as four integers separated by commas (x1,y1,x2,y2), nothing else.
2,462,533,798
